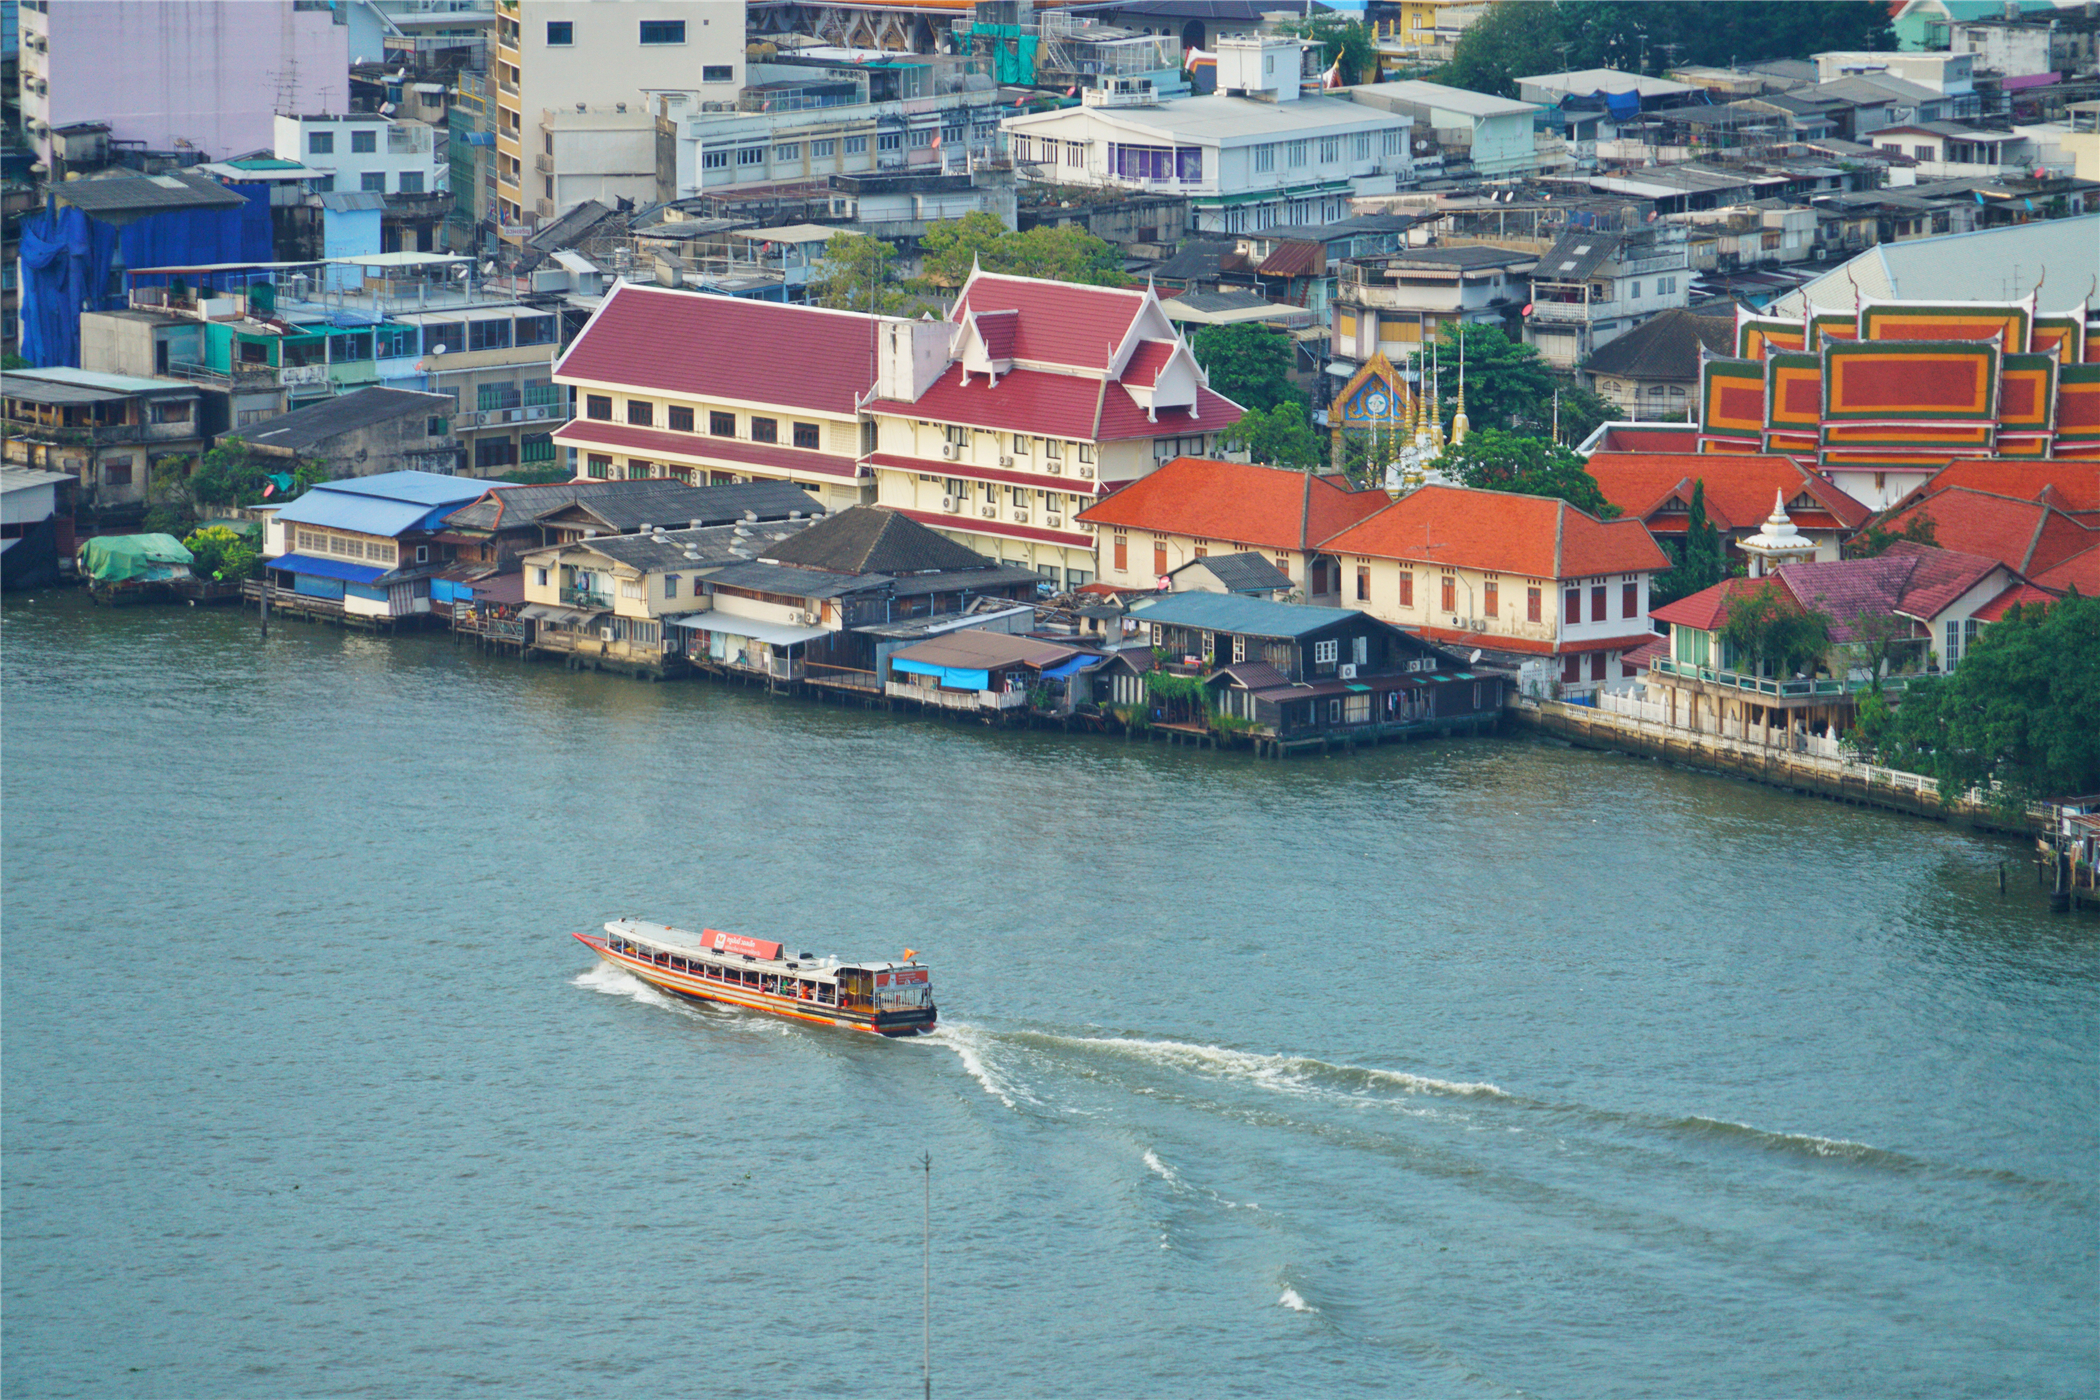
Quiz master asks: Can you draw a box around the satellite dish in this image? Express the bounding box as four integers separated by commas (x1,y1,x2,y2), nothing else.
430,344,448,354
1468,648,1481,664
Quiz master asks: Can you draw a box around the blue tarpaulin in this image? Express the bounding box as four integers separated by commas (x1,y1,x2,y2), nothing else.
893,657,990,690
1604,90,1642,121
1040,654,1105,680
269,553,388,585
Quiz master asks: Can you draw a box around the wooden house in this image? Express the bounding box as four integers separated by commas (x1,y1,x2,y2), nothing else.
884,630,1092,717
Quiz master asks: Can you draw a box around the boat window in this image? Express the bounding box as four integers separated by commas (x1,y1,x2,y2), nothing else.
672,957,686,971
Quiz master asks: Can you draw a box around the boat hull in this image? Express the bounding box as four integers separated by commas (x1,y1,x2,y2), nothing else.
574,933,937,1037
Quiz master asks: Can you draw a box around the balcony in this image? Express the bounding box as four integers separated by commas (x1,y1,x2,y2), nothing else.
561,586,612,610
1648,656,1914,700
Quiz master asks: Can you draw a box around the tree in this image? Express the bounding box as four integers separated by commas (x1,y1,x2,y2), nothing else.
1554,385,1618,447
1857,591,2100,812
1650,478,1730,606
182,524,261,582
1407,323,1554,437
1430,429,1619,517
1435,0,1570,98
1222,401,1324,472
1190,323,1301,413
998,224,1131,287
1278,14,1378,86
916,210,1009,290
810,233,924,314
1720,582,1833,678
1846,509,1938,559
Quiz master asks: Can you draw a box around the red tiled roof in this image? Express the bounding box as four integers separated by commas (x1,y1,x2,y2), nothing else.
868,364,1242,443
1973,582,2058,622
973,308,1018,360
1408,623,1661,657
555,283,878,416
1585,452,1872,532
1649,576,1770,631
1881,486,2098,574
1075,457,1387,553
1320,484,1671,580
951,271,1148,371
1121,339,1175,388
1621,635,1670,669
2033,542,2099,593
553,419,862,480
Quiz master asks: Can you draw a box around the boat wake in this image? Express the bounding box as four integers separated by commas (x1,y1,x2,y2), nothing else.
572,959,679,1009
915,1022,1038,1111
1010,1030,1510,1103
1277,1285,1318,1315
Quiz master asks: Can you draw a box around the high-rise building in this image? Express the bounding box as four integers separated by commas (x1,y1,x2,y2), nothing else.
490,0,742,247
15,0,349,168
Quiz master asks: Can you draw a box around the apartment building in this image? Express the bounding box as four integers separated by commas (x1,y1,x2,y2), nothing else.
276,114,449,197
491,0,743,245
16,0,347,167
1523,224,1693,371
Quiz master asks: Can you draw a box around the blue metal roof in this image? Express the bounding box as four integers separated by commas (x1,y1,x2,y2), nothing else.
313,471,485,507
272,491,435,537
1040,654,1106,679
268,552,387,585
1127,592,1369,639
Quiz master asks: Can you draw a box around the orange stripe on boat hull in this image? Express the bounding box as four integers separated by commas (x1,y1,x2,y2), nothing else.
573,932,935,1036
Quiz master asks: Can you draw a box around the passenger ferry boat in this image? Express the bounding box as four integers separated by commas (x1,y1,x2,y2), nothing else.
575,919,937,1036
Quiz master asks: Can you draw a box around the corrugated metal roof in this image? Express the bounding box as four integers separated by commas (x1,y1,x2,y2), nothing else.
272,493,438,537
1127,591,1365,639
316,470,485,507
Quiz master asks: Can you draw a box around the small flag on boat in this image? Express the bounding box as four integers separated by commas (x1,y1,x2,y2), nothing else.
902,948,918,962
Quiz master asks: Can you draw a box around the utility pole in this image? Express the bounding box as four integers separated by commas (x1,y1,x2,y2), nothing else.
922,1150,932,1400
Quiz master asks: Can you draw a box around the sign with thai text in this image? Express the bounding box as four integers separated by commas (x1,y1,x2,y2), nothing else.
705,929,782,960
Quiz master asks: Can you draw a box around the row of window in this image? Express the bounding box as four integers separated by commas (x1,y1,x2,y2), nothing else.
921,476,1091,511
1250,132,1385,173
543,18,699,47
586,395,826,450
294,528,401,566
938,426,1096,464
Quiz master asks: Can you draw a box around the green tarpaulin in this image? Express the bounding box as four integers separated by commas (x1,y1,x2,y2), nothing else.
82,534,194,583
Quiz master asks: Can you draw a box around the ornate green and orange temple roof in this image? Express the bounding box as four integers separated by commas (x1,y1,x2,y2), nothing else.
1697,293,2100,469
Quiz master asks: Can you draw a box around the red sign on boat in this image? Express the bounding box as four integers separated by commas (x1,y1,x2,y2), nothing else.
705,928,783,960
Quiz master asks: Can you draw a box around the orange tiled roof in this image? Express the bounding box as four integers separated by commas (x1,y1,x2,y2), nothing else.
2033,543,2100,594
1897,460,2100,514
1883,486,2098,574
1076,457,1388,553
1319,483,1671,580
1649,576,1770,632
1584,452,1872,532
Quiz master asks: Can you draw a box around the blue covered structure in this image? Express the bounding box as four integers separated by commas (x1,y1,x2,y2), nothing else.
17,172,269,369
265,471,484,618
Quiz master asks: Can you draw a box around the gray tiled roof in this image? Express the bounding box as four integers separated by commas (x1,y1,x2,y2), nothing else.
760,505,994,576
544,519,817,572
704,557,891,599
1582,309,1733,381
243,387,454,451
54,170,247,221
448,478,821,532
1172,551,1293,594
1535,229,1623,282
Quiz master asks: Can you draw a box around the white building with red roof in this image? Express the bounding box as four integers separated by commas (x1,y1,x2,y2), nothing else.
866,269,1244,588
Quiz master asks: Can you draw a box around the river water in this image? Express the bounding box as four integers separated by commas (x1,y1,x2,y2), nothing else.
3,591,2094,1398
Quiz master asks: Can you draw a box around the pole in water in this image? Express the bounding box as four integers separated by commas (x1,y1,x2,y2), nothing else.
922,1150,932,1400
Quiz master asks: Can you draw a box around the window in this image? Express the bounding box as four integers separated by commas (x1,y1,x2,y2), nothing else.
1314,639,1339,665
1629,281,1641,299
737,146,765,166
546,19,572,45
664,574,680,599
1527,586,1542,623
1044,439,1062,460
1356,567,1370,602
1318,136,1340,162
908,129,931,149
793,422,820,450
1153,541,1167,576
468,318,510,352
309,130,334,155
812,139,835,158
398,171,423,194
427,416,447,437
536,567,550,586
845,135,868,155
1591,584,1607,620
629,461,652,480
586,395,612,421
1077,443,1094,464
1440,576,1456,613
474,437,515,470
621,579,645,600
361,171,386,192
151,400,193,424
587,454,612,478
1065,140,1084,167
1565,589,1581,624
944,424,970,449
1483,580,1498,617
878,132,902,153
749,417,777,444
1113,535,1128,572
639,19,685,44
312,175,335,193
627,400,653,427
777,143,800,161
1286,140,1308,167
703,149,729,171
351,128,376,154
1353,132,1371,161
103,457,133,486
1254,143,1276,173
1658,276,1676,295
710,411,735,436
1398,571,1413,608
1384,129,1405,155
703,64,733,83
1623,581,1639,618
668,405,694,432
1563,653,1581,683
1011,433,1029,455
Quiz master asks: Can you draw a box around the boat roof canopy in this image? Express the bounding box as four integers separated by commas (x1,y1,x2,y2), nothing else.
603,919,925,976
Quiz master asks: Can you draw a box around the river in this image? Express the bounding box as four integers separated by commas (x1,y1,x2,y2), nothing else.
4,590,2094,1399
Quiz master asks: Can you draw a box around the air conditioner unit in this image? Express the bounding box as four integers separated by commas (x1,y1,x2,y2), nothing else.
1449,616,1462,628
941,494,958,512
505,409,524,423
941,444,958,459
1078,466,1094,479
1471,620,1487,631
998,455,1015,467
1014,510,1030,524
1045,461,1061,475
1045,514,1062,528
599,626,615,641
1078,521,1096,533
525,405,548,420
979,505,998,518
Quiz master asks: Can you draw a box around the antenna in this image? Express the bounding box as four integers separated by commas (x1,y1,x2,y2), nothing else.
922,1150,933,1400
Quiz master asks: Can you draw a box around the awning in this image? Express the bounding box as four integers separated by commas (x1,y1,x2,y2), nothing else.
1039,654,1107,680
666,610,829,645
520,602,607,625
268,552,386,585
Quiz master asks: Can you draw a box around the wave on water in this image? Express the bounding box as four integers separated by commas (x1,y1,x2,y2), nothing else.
1277,1286,1317,1314
572,959,677,1008
1142,1148,1180,1187
1013,1031,1510,1103
917,1023,1036,1111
